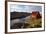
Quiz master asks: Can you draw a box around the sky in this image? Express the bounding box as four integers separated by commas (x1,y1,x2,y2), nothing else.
10,4,42,13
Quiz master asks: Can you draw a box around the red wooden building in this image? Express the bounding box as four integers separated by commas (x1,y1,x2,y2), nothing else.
32,11,41,19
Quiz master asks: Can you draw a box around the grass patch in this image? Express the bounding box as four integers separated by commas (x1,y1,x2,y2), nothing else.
24,18,42,28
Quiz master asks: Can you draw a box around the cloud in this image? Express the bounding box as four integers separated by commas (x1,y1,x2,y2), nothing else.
10,5,42,13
